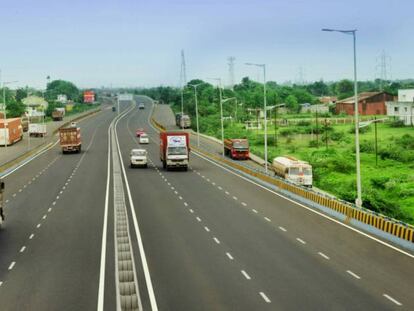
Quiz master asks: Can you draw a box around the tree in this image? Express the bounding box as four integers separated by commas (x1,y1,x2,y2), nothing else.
307,80,329,96
285,95,299,112
15,88,28,103
335,79,354,99
45,80,80,101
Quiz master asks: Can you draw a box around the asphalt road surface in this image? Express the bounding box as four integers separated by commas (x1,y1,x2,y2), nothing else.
0,96,412,311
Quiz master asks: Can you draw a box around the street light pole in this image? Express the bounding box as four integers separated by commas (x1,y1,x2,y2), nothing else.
188,83,203,147
207,78,225,156
2,80,18,149
322,28,362,207
246,63,268,173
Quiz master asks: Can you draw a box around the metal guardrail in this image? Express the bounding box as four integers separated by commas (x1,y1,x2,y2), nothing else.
150,117,414,244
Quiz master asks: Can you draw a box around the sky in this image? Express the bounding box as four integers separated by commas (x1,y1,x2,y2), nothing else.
1,0,414,89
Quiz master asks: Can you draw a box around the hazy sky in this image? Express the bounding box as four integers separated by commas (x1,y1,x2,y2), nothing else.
1,0,413,88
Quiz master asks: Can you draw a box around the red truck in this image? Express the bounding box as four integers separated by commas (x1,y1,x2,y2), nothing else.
160,132,190,170
59,126,81,153
224,139,249,160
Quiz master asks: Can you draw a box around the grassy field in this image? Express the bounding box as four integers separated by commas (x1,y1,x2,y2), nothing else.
218,119,414,224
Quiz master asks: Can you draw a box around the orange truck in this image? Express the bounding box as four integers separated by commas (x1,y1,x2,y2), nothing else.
224,138,249,160
59,126,81,153
0,118,23,146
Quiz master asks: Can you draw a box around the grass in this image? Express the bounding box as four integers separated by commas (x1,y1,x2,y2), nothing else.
204,118,414,224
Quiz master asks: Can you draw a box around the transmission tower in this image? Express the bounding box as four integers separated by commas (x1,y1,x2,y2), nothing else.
227,56,235,90
375,50,391,91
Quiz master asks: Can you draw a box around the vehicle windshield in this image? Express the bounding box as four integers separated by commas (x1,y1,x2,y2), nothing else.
233,141,248,149
131,150,146,156
168,147,187,155
141,134,148,138
289,167,300,175
304,168,312,176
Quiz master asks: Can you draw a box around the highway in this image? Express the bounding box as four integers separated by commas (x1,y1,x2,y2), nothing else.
0,96,412,310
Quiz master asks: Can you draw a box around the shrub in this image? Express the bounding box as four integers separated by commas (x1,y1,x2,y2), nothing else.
308,140,319,148
359,140,375,153
349,125,371,134
329,131,346,142
280,128,297,137
297,120,311,126
389,119,405,128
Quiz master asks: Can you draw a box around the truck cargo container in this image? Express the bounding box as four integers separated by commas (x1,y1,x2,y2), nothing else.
160,131,190,170
52,110,64,121
224,139,249,160
59,127,81,153
0,180,4,225
0,118,23,146
272,156,312,187
175,113,191,129
29,123,47,137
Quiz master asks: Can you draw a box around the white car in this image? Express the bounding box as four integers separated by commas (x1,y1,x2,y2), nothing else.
130,149,148,168
139,133,149,144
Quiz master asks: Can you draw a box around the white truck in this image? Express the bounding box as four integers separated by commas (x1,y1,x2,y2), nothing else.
29,123,47,137
272,156,313,187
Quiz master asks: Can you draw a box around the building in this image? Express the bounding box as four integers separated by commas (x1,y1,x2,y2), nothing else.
83,90,95,103
22,96,48,117
319,96,337,105
385,89,414,126
335,92,393,115
301,103,329,114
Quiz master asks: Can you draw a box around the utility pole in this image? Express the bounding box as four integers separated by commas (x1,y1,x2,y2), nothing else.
315,108,319,148
374,116,378,166
180,49,187,126
228,57,235,90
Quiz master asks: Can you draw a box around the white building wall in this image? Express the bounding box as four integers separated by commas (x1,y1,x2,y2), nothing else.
398,89,414,102
386,101,414,126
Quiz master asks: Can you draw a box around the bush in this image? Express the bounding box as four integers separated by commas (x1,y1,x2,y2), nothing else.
370,176,390,189
308,140,319,148
280,128,297,137
395,134,414,150
349,125,371,134
359,140,375,153
329,131,346,142
390,119,405,128
297,120,311,126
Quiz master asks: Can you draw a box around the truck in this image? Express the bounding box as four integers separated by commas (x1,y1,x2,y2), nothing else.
0,118,23,145
160,131,190,170
224,139,249,160
52,110,64,121
59,127,81,153
272,156,312,187
175,113,191,129
29,123,47,137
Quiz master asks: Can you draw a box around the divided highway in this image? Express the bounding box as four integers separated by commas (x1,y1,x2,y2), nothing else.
0,97,412,310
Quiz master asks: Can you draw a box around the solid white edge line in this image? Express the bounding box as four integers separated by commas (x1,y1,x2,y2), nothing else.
383,294,402,306
346,270,361,280
191,151,414,259
115,106,159,311
97,114,115,311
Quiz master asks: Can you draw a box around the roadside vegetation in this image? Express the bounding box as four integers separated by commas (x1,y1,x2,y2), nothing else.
137,78,414,224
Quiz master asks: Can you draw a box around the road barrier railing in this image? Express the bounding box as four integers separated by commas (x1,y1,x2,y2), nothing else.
150,117,414,245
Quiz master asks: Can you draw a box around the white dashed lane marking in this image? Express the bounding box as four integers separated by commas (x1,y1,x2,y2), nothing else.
259,292,271,303
252,209,258,214
296,238,306,244
36,224,41,229
196,217,202,222
189,209,194,214
318,252,330,260
241,202,247,206
29,234,34,239
346,270,361,280
20,246,26,253
184,202,188,207
213,237,221,244
278,226,287,232
383,294,402,306
241,270,251,280
8,262,16,270
204,226,210,232
226,252,234,260
264,217,271,222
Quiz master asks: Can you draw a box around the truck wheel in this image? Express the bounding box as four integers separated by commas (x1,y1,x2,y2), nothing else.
184,166,188,171
163,161,166,169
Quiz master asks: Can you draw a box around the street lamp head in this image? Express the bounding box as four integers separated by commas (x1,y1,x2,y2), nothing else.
322,28,357,35
321,28,334,32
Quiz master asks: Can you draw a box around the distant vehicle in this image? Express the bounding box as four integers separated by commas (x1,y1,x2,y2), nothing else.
29,123,47,137
272,156,312,187
138,103,145,109
224,139,249,160
112,106,116,112
130,149,148,168
136,128,145,137
52,110,64,121
175,113,191,128
59,126,81,153
139,133,149,144
0,118,23,145
160,131,190,170
70,122,77,127
21,115,29,132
